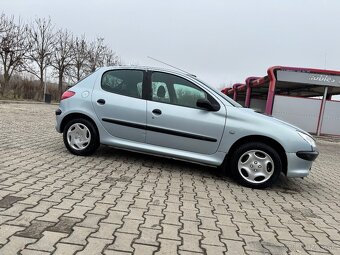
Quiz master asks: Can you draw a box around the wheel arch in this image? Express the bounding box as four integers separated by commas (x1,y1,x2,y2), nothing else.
60,113,100,139
225,135,288,175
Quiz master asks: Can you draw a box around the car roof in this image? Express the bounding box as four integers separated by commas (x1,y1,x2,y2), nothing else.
100,65,197,79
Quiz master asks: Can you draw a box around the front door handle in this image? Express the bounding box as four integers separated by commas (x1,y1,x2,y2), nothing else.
97,99,105,105
152,109,162,115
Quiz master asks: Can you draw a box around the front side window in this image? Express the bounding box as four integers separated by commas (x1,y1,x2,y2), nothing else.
151,72,209,109
173,83,206,108
101,70,144,99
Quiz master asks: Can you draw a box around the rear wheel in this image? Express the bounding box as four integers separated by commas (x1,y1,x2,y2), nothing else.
230,142,282,188
63,118,99,156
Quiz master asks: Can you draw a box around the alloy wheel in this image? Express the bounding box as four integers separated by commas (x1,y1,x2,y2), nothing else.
237,149,274,184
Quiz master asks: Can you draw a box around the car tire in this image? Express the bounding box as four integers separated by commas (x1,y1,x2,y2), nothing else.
230,142,282,189
63,118,99,156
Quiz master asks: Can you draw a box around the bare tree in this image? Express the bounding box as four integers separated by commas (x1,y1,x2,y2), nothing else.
87,37,106,72
68,35,89,82
25,17,56,97
51,29,74,97
87,37,120,73
0,13,10,33
0,13,11,90
0,16,30,96
0,14,122,100
103,47,120,67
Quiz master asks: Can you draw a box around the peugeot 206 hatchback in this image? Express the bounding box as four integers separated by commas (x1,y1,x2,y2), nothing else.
55,66,318,188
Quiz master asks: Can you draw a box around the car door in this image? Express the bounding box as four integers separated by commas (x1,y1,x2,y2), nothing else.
92,69,147,143
146,71,226,154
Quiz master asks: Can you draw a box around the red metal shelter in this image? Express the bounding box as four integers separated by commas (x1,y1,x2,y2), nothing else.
222,66,340,135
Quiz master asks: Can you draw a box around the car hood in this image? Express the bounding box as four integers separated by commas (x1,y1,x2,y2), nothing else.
239,108,311,136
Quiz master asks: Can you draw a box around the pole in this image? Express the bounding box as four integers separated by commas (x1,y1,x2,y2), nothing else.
316,86,328,136
43,70,47,103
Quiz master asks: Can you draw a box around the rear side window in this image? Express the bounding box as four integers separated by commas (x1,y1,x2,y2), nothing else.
101,70,144,99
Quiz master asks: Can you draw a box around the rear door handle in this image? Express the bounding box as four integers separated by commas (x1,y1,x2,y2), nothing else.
152,109,162,115
97,99,105,105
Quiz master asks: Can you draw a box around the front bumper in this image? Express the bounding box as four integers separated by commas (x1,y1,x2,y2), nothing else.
286,150,318,178
296,151,319,161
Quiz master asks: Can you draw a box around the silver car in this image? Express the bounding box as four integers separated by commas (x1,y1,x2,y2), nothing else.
55,66,318,188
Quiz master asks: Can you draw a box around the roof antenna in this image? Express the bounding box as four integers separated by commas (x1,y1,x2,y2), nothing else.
147,56,196,76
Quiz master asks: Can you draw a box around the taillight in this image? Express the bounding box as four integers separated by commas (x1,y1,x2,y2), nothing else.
61,91,75,101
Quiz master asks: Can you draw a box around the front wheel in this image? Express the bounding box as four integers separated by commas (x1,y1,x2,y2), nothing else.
63,118,99,156
230,142,282,189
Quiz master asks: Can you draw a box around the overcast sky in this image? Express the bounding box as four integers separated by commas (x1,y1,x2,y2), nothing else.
2,0,340,88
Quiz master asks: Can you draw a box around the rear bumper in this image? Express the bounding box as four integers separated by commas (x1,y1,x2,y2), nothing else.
286,151,318,178
55,108,63,133
55,108,62,116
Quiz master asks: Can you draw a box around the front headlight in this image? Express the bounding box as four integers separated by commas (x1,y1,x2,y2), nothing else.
298,131,316,148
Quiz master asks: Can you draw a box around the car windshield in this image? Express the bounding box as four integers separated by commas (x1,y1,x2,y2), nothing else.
193,77,242,107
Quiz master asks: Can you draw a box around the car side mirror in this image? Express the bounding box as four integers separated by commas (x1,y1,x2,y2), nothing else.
196,98,219,111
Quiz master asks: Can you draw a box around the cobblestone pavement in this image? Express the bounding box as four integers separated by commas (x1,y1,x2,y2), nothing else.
0,102,339,255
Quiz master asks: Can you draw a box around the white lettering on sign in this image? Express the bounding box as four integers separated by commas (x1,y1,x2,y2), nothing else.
277,70,340,87
309,75,336,83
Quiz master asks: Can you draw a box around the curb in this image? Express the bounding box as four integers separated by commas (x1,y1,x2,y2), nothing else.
0,100,59,105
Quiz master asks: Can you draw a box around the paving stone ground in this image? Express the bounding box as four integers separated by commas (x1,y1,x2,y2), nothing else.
0,102,339,255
